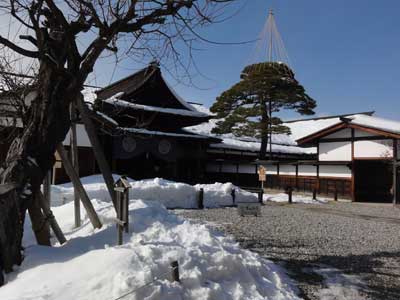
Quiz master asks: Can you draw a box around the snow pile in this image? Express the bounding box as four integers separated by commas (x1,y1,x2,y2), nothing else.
0,199,300,300
195,182,256,207
51,175,258,208
263,193,328,204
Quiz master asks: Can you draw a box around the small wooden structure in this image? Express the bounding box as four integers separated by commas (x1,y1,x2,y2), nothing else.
115,176,130,245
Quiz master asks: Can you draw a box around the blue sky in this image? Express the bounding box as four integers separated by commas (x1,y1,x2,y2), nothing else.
93,0,400,120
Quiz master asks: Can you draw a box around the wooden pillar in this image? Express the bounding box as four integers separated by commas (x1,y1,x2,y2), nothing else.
43,170,52,234
76,96,116,208
351,128,355,202
57,144,102,229
70,102,81,227
277,162,280,189
28,194,51,246
37,191,67,245
295,164,299,191
393,139,398,205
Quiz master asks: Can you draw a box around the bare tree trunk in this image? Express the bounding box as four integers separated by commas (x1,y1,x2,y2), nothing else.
0,61,78,273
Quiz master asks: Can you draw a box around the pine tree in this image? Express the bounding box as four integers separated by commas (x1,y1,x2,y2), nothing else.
210,62,316,159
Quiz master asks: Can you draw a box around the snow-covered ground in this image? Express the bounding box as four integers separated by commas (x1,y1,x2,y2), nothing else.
312,266,367,300
51,175,257,208
263,193,328,204
0,177,301,300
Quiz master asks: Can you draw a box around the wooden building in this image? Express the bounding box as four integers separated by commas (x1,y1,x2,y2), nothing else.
17,63,396,204
258,114,400,203
72,62,220,183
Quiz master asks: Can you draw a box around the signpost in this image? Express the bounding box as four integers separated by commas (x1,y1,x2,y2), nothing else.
258,166,266,189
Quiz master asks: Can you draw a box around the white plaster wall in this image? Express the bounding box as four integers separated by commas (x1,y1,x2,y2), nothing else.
239,164,257,174
265,165,278,175
298,165,317,176
324,128,351,139
63,124,91,147
319,165,351,178
354,140,393,158
354,129,373,138
279,164,296,175
319,142,352,161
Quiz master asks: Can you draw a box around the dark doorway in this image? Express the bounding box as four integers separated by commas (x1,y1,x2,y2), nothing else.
115,153,175,180
354,160,392,202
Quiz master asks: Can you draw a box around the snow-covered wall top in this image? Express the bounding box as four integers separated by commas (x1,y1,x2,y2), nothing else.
185,105,363,155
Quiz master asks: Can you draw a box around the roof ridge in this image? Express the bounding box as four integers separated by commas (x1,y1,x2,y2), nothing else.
284,111,375,123
96,64,158,95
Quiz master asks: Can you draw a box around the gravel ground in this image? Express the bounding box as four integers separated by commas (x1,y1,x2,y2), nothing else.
178,201,400,300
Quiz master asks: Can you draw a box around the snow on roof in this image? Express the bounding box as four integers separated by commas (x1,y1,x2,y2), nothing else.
118,127,212,139
188,103,214,116
210,138,315,154
345,114,400,135
186,117,313,154
82,87,98,103
104,96,209,118
283,118,342,141
185,107,376,154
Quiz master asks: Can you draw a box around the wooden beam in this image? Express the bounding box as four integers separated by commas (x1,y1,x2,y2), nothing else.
37,191,67,245
56,144,102,229
348,124,400,140
320,136,391,143
28,195,51,246
70,102,81,227
43,170,52,234
76,96,117,209
297,123,347,145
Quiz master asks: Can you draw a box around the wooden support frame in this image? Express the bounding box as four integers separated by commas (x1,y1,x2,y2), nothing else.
70,101,81,227
37,191,67,245
76,95,117,209
57,143,102,229
43,170,52,234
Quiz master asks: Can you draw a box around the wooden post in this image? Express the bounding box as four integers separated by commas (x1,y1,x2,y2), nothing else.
287,187,293,204
312,188,317,200
171,261,180,283
57,144,102,229
76,96,117,208
231,188,235,204
114,177,130,239
37,191,67,245
117,192,123,245
258,189,263,204
28,195,51,246
198,188,204,209
124,189,129,233
334,188,338,201
70,101,81,227
0,265,3,287
43,170,52,234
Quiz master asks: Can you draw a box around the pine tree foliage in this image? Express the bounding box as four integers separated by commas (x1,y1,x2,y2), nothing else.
210,62,316,158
